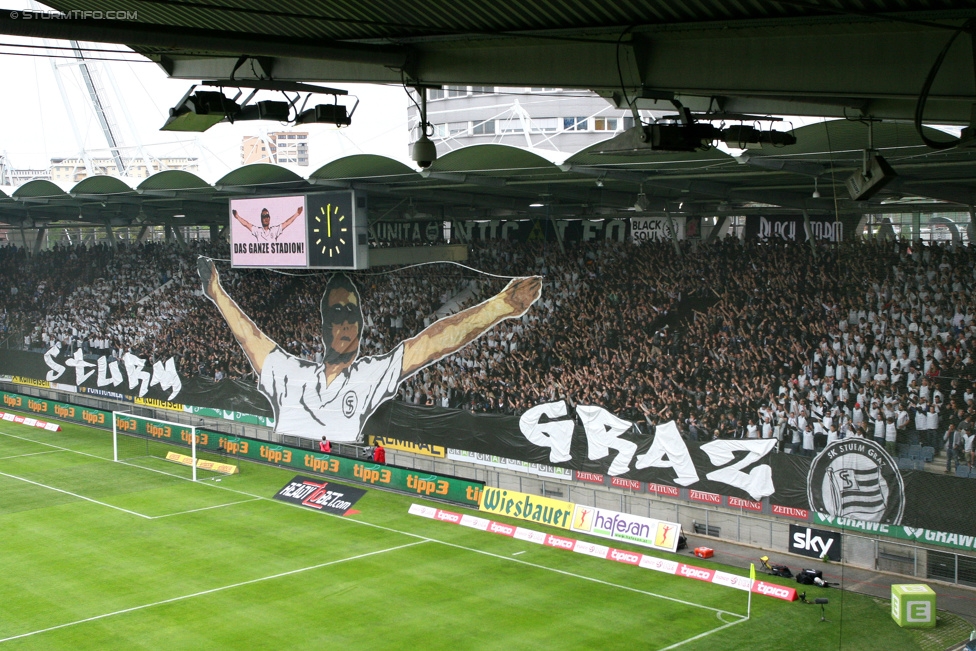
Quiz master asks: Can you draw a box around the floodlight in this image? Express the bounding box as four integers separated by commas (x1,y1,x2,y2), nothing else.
235,100,292,123
296,104,351,126
161,91,239,132
161,78,355,132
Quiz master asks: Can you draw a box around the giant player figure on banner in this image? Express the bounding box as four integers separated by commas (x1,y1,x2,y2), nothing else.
197,258,541,443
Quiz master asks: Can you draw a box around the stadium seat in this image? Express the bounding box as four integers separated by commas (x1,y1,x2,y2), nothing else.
955,466,971,478
908,444,922,460
897,444,909,457
921,446,934,462
897,458,914,470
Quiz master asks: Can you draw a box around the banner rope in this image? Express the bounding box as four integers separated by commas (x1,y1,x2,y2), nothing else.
201,256,529,280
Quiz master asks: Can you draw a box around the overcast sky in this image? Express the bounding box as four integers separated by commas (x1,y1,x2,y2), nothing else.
0,6,411,182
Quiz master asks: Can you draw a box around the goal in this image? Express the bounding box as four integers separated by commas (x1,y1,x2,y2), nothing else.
112,412,237,481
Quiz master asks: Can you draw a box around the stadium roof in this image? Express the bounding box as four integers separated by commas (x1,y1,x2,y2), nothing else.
0,121,974,230
0,1,974,123
0,0,973,233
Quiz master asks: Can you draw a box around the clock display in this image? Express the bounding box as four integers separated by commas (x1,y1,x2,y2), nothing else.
306,192,358,269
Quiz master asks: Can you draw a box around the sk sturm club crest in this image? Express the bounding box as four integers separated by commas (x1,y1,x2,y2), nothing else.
807,439,905,524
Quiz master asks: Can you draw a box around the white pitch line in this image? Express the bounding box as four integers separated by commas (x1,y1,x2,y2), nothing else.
0,431,114,463
0,431,259,520
656,613,750,651
0,450,62,461
150,498,262,519
0,539,428,645
0,429,748,620
0,470,153,520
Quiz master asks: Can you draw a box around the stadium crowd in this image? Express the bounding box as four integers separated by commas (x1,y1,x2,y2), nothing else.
3,233,976,465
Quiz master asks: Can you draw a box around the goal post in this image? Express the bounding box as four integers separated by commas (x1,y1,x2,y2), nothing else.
113,411,200,481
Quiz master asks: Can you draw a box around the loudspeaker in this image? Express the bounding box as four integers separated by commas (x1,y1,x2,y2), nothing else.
845,153,896,201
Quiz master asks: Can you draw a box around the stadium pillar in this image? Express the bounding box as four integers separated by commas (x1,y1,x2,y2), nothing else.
665,211,681,257
704,215,729,244
104,223,116,250
171,224,188,250
137,225,151,242
33,226,46,254
18,222,29,256
801,210,817,262
549,215,565,254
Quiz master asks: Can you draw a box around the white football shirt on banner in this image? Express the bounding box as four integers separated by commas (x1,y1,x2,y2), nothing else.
259,345,403,442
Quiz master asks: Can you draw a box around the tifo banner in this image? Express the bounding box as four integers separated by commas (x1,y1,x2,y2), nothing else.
478,486,574,530
448,218,629,244
409,503,796,602
0,349,273,419
371,220,444,245
571,504,682,553
630,216,685,243
744,215,844,242
274,475,367,515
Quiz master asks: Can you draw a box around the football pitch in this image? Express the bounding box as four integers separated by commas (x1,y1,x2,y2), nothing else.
0,417,969,650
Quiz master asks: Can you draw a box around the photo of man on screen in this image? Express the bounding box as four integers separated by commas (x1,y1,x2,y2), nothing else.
233,206,303,243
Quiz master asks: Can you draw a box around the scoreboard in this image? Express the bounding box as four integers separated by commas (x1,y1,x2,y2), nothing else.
230,191,368,269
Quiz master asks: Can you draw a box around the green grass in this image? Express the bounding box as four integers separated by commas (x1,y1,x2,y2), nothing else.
0,418,971,650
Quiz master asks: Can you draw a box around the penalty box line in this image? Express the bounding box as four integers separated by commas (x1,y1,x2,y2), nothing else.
0,469,153,520
0,430,253,519
0,450,63,461
0,539,428,645
2,429,749,621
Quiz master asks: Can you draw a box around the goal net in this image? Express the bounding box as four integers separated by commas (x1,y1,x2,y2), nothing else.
112,412,239,480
